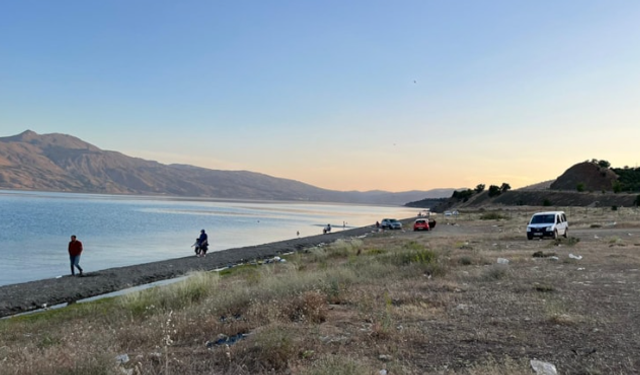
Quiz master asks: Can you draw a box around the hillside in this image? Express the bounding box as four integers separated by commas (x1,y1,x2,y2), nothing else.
550,161,619,191
0,130,452,205
421,160,640,212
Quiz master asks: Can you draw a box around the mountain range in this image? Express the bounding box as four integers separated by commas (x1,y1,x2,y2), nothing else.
0,130,454,205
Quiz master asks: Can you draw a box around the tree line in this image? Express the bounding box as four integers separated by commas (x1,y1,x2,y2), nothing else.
451,183,511,202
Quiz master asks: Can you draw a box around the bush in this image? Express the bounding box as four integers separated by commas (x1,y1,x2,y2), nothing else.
393,249,437,266
249,325,297,371
120,272,219,317
576,182,585,192
483,265,509,280
534,284,555,293
612,180,622,193
542,199,552,207
480,212,506,220
284,291,328,323
380,248,445,277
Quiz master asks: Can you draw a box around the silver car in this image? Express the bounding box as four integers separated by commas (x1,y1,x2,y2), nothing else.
381,218,402,230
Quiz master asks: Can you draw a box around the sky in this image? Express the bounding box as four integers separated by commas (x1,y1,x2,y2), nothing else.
1,1,639,192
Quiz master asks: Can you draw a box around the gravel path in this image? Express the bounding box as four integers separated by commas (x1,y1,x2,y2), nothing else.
0,224,383,318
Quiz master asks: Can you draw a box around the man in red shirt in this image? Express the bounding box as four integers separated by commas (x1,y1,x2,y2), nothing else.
68,235,84,276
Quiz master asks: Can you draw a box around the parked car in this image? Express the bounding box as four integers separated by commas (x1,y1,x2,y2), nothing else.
526,211,568,240
381,218,402,230
413,218,430,231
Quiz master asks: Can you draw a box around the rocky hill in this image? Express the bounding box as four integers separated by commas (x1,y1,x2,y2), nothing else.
0,130,453,205
550,161,619,191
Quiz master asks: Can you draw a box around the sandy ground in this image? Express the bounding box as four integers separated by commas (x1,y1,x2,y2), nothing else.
0,224,388,318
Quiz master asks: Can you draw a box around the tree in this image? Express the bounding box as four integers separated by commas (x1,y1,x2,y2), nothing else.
612,180,622,194
452,189,474,202
500,183,511,193
576,182,585,192
474,184,486,193
488,185,501,197
598,160,611,169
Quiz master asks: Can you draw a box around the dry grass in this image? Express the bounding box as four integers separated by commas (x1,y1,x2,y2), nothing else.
1,207,640,374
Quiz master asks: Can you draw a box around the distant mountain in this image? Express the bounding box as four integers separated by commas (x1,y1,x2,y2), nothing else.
0,130,454,205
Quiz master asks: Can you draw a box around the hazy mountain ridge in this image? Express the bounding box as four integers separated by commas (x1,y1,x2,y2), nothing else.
0,130,453,205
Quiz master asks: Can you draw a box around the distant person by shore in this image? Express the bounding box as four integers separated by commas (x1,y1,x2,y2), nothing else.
191,238,200,256
323,224,332,234
68,235,83,276
197,229,209,257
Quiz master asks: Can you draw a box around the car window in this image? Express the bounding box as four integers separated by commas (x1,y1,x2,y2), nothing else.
531,214,554,224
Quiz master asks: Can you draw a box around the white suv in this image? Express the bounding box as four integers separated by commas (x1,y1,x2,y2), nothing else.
526,211,568,240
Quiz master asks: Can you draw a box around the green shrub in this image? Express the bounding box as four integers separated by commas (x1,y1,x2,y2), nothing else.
120,271,219,317
392,249,437,266
327,239,363,258
612,180,622,193
480,212,506,220
542,199,552,207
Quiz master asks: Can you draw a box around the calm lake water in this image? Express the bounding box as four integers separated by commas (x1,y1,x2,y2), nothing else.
0,190,417,286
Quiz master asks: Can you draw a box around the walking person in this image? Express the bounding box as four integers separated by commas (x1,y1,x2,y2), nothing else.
68,235,84,276
191,238,201,256
197,229,209,257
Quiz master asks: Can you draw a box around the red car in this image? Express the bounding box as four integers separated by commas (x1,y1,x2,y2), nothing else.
413,218,430,231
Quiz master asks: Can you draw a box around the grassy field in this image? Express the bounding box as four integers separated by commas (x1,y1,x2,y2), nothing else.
1,206,639,375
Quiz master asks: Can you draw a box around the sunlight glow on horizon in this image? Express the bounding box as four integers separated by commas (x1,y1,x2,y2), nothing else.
1,1,639,192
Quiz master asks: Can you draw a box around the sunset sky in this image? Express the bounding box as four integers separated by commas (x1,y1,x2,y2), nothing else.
1,1,639,192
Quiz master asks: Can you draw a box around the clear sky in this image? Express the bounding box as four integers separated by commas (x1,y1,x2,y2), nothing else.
1,1,639,192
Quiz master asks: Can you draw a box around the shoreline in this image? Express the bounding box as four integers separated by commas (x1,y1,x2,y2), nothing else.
0,224,381,318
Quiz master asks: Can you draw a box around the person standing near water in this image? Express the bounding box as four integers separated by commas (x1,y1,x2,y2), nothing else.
68,235,84,276
197,229,209,257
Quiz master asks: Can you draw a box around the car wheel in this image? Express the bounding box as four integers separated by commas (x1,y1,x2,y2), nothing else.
527,234,533,240
563,228,568,238
553,230,558,239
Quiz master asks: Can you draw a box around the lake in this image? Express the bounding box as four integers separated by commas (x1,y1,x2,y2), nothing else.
0,190,417,286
